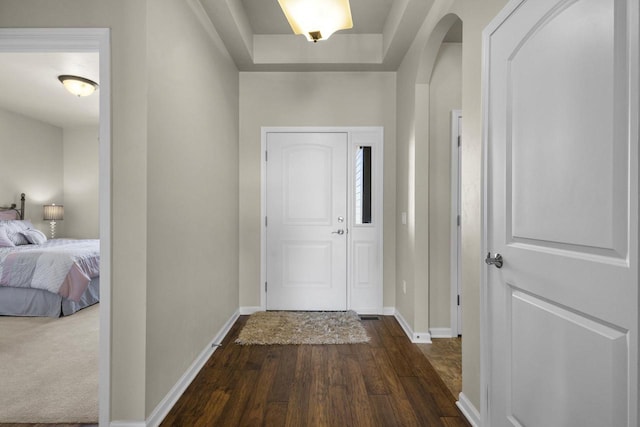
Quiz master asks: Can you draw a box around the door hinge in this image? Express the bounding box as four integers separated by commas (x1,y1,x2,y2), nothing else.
486,384,490,413
457,135,461,147
457,215,461,226
265,150,268,161
265,281,268,292
457,295,460,306
265,216,268,227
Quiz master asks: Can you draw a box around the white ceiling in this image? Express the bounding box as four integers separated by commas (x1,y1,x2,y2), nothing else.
201,0,442,71
0,52,99,129
0,1,462,128
241,0,395,35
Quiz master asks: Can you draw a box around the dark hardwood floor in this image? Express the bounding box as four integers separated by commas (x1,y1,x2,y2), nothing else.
161,315,470,426
0,425,95,427
0,316,468,427
417,337,462,399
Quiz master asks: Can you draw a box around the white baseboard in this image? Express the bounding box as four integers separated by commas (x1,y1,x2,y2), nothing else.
383,306,395,315
393,309,431,343
142,309,240,427
110,422,145,427
456,392,481,427
352,307,385,315
239,306,263,315
243,307,390,315
429,327,454,338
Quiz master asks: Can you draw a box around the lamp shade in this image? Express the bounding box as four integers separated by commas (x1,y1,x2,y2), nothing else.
43,204,64,221
58,75,99,97
278,0,353,42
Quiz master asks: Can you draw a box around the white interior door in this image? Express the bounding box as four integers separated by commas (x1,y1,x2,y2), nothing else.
484,0,638,426
266,132,348,311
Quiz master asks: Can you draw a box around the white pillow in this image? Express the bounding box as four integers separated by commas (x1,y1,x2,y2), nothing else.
0,227,15,247
0,220,34,246
21,229,47,245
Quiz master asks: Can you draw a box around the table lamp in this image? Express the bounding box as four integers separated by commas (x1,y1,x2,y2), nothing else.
43,204,64,239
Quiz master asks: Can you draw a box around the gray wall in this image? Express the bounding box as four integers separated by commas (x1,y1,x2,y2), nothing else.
238,71,397,310
428,43,461,329
0,1,150,418
0,107,64,236
1,0,513,420
64,126,99,239
1,0,240,421
0,114,100,240
395,0,509,410
145,0,239,415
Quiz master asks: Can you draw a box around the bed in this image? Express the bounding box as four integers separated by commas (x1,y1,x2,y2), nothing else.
0,193,100,317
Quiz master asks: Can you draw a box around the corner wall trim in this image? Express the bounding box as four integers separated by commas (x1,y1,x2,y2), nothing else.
429,327,454,338
383,306,395,315
239,306,263,315
393,309,432,343
456,392,481,427
142,309,240,427
110,422,145,427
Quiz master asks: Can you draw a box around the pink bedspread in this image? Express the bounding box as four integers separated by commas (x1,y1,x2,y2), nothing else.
0,239,99,301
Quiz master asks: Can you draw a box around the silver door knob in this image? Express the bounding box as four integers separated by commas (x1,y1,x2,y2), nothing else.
332,229,345,235
485,252,503,268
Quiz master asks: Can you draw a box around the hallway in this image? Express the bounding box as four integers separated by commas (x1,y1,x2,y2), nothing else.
161,315,469,426
0,316,465,427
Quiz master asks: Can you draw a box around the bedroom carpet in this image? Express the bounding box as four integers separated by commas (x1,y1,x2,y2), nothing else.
235,310,370,345
0,305,99,424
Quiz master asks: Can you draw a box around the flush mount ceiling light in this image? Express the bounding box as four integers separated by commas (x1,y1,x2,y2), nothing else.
57,75,99,97
278,0,353,43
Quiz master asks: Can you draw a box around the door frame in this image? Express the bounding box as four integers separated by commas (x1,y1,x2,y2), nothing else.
0,28,111,426
450,110,462,337
260,126,384,313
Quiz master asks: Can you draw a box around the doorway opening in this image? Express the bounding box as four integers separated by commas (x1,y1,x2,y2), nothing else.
0,28,111,426
424,16,463,340
415,13,464,404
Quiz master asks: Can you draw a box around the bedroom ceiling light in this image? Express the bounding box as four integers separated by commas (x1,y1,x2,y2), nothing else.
278,0,353,43
57,75,98,97
43,204,64,239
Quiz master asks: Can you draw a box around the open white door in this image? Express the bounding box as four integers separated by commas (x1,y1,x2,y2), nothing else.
483,0,638,426
266,132,348,311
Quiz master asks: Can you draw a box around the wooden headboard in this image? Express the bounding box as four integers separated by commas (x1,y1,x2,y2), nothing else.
0,193,25,220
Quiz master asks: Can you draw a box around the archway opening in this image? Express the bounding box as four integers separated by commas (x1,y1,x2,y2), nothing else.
414,14,464,400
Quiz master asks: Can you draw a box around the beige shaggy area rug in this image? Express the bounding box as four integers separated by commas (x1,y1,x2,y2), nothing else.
236,310,370,345
0,304,99,423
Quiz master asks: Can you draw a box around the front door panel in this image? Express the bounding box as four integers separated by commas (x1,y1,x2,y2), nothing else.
266,132,347,310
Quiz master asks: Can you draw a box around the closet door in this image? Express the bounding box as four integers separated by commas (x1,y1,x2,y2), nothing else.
484,0,638,425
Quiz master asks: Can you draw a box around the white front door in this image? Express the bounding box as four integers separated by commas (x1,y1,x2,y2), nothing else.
266,132,348,311
484,0,638,426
